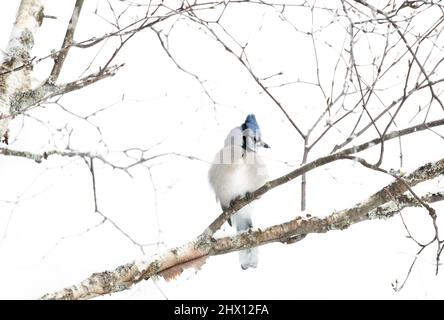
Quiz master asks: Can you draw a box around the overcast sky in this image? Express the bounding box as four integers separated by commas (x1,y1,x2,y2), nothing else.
1,0,444,299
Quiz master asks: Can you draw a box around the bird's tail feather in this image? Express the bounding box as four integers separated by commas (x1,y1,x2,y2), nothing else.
239,247,258,270
232,209,258,269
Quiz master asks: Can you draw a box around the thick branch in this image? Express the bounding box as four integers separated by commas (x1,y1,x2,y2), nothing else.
0,0,45,138
41,157,444,300
213,191,444,255
203,121,444,236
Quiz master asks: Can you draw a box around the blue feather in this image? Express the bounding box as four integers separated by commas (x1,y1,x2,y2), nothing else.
244,114,260,134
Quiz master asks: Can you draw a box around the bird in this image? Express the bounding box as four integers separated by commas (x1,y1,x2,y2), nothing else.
208,114,269,269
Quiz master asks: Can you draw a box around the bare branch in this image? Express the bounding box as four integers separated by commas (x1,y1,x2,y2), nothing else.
10,64,123,116
41,157,444,300
47,0,84,84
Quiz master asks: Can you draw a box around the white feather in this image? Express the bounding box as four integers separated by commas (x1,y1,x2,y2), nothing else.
208,143,268,269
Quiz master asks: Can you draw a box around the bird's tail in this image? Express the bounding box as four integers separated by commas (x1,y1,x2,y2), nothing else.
232,209,258,270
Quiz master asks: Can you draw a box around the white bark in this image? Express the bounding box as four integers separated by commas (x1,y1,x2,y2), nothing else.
41,158,444,300
0,0,45,139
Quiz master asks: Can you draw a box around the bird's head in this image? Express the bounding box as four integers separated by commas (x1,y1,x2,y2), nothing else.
242,114,270,152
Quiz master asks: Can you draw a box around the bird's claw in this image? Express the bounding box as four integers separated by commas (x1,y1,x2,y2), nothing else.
229,196,241,208
245,192,253,200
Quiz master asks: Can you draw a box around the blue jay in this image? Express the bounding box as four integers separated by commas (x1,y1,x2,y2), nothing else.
209,114,269,269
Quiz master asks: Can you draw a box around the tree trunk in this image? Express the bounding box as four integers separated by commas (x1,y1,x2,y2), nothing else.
0,0,45,140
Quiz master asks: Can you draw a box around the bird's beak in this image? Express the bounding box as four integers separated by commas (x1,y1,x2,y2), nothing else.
260,141,270,149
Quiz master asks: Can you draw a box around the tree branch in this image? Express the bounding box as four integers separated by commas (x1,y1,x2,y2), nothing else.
40,156,444,300
47,0,84,84
3,116,444,233
10,64,123,115
0,0,45,139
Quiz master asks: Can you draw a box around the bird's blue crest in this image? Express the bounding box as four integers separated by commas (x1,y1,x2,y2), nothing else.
244,114,260,134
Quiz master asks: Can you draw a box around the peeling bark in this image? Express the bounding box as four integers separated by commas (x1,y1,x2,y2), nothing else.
0,0,45,139
41,157,444,300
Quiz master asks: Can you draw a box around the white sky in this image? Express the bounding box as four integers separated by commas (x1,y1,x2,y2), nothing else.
1,0,444,299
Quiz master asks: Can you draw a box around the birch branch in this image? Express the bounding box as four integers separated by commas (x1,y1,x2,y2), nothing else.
0,0,45,139
10,63,123,115
40,157,444,300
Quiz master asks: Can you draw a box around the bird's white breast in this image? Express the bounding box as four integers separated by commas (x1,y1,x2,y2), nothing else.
208,146,268,207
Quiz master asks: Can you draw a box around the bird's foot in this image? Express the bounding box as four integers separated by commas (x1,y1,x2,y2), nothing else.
245,191,253,200
229,193,254,209
229,196,242,208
